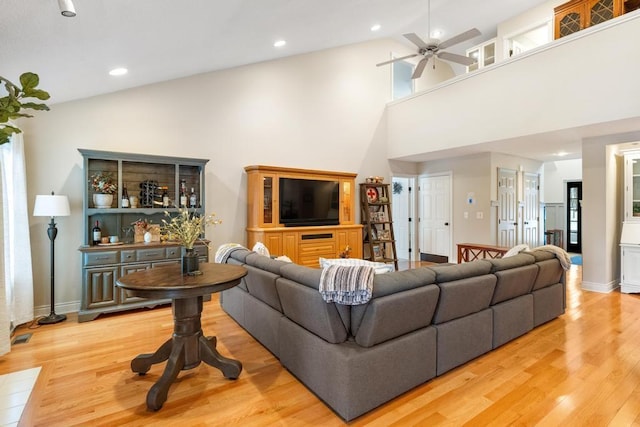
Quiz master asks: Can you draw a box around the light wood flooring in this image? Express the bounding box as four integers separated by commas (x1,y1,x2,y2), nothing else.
5,264,640,426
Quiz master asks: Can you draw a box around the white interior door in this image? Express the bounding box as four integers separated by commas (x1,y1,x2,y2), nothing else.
522,173,539,247
419,175,451,258
497,168,517,247
391,177,411,260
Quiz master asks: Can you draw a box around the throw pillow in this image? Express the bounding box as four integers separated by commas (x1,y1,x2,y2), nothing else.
252,242,271,257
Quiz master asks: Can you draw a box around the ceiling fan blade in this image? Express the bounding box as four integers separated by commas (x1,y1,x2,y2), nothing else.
437,51,476,66
376,53,418,67
403,33,428,49
437,28,481,50
412,57,429,79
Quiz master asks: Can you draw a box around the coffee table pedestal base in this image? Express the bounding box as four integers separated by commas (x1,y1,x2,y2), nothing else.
130,296,242,411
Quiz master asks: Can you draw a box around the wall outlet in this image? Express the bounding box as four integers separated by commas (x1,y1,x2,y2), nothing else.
464,211,469,219
476,211,483,219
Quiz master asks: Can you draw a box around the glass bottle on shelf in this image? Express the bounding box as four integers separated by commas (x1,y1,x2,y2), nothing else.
180,180,187,208
121,186,130,208
162,188,170,208
92,221,101,246
189,187,197,208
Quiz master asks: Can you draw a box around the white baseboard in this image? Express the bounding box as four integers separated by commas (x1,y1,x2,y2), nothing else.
581,280,619,293
34,301,81,318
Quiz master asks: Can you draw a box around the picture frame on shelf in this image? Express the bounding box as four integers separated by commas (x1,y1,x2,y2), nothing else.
370,226,378,241
378,229,390,240
372,244,383,261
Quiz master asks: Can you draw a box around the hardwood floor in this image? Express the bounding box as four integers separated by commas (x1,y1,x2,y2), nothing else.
5,264,640,426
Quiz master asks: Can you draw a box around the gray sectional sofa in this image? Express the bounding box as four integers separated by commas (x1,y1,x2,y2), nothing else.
219,248,566,421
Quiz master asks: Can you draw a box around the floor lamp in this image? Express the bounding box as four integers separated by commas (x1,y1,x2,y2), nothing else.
33,192,70,325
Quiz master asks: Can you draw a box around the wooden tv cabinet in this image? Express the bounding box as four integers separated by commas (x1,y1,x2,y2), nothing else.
245,165,362,267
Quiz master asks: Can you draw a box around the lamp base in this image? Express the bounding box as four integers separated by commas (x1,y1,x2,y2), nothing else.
38,313,67,325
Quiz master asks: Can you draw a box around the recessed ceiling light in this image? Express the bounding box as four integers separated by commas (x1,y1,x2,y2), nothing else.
109,67,128,76
371,24,381,32
274,40,286,48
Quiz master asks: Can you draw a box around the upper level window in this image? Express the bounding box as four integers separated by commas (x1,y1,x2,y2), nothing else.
392,57,414,100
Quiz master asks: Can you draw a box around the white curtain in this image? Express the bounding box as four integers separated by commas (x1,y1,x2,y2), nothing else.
0,131,35,355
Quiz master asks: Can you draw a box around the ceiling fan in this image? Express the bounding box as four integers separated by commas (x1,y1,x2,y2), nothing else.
376,0,481,79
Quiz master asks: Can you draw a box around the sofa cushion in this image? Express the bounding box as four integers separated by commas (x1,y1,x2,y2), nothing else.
371,268,437,298
432,274,496,324
280,263,323,289
429,260,492,283
349,268,437,337
245,252,289,275
276,278,348,344
279,263,351,331
532,258,563,290
354,284,440,347
486,253,535,272
435,309,493,375
243,265,282,312
491,264,538,304
524,250,556,262
227,247,253,263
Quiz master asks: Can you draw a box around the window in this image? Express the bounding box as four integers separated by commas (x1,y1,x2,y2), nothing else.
506,21,552,58
392,57,414,100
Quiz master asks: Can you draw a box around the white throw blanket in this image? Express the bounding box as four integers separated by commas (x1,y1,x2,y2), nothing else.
319,265,375,305
214,243,246,263
531,244,572,270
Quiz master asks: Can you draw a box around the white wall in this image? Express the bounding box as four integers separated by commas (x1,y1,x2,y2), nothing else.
22,39,414,313
387,14,640,160
543,158,582,202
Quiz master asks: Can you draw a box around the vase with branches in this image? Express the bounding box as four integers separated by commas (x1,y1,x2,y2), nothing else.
161,209,222,274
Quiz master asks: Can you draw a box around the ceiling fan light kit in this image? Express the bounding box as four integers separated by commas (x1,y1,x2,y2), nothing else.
58,0,76,17
377,0,481,79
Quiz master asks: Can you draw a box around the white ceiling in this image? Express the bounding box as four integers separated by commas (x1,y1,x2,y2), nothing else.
6,0,629,163
2,0,548,104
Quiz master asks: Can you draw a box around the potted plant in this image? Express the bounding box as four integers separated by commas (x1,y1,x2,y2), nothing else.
90,172,117,208
161,208,221,274
0,72,50,145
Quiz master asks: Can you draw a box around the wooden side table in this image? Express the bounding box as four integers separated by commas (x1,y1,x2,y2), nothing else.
116,263,247,410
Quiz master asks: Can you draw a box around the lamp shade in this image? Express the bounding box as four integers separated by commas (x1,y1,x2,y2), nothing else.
33,194,71,217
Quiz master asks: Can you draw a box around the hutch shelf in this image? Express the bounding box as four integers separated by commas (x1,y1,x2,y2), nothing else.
78,149,209,321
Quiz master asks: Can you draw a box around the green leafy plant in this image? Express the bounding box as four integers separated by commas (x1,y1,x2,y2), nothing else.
161,208,222,250
0,72,50,145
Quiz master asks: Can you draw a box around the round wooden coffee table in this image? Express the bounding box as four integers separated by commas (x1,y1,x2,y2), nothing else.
116,262,247,410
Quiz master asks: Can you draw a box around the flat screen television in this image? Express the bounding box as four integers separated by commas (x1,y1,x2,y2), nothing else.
279,177,340,227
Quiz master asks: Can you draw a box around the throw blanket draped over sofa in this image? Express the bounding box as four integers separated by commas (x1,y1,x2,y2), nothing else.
219,248,566,421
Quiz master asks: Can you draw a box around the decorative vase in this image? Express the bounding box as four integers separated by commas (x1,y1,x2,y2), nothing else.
93,193,113,208
182,248,199,275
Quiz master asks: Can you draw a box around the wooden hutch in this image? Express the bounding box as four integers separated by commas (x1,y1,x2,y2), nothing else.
245,165,362,267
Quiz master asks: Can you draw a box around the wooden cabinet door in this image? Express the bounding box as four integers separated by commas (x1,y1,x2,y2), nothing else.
119,264,151,304
555,3,586,38
587,0,622,26
84,266,119,308
282,231,298,260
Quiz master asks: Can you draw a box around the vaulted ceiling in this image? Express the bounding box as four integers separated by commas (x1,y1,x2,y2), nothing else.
1,0,548,104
